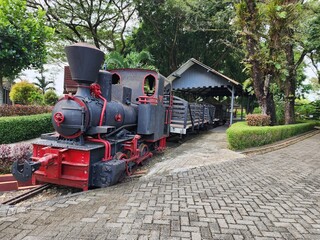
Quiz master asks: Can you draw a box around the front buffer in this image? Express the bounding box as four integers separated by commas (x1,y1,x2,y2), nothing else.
12,139,125,191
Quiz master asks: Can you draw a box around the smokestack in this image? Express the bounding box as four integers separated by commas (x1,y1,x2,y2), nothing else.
65,43,105,84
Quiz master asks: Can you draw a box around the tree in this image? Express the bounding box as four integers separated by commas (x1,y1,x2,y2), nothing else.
235,0,316,125
235,0,277,124
130,0,246,79
105,50,156,70
34,68,55,94
27,0,136,55
9,81,40,105
267,0,307,124
0,0,53,105
306,0,320,83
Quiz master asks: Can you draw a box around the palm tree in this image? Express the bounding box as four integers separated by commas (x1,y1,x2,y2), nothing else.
104,50,157,70
34,68,55,94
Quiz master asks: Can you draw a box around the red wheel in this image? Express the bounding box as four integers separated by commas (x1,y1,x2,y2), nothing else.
114,152,133,176
115,152,127,160
139,144,149,157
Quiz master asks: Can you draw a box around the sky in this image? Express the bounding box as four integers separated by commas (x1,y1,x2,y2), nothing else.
304,58,319,101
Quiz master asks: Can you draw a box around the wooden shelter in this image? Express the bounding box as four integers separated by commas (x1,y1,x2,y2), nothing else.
168,58,243,125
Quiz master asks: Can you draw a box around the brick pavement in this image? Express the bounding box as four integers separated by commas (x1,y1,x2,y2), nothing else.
0,133,319,239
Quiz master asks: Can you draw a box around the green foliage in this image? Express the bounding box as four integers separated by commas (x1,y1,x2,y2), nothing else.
295,99,320,120
306,0,320,83
311,100,320,120
304,78,320,99
9,81,40,105
0,113,53,144
130,0,246,78
28,90,44,105
34,68,55,94
44,90,59,106
105,50,157,70
0,0,53,79
227,121,317,150
27,0,135,56
0,0,53,104
253,107,262,114
235,0,317,124
274,95,285,125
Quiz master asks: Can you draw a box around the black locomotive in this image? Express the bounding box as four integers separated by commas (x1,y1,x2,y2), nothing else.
12,43,222,190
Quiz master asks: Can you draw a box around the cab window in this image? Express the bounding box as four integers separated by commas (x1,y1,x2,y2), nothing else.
144,75,156,96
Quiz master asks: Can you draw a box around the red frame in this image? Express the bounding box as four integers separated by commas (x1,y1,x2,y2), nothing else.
138,96,158,105
120,135,153,175
32,144,91,191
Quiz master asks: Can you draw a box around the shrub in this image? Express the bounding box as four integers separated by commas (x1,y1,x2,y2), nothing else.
44,90,59,105
0,144,32,174
28,90,44,105
0,113,53,144
0,105,52,117
9,81,39,105
12,143,33,164
246,114,270,126
0,145,11,173
227,121,317,150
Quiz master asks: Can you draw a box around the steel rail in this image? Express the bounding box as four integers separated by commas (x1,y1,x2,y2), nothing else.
2,184,51,205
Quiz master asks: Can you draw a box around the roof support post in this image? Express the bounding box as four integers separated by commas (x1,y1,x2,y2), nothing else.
240,94,244,121
227,85,235,126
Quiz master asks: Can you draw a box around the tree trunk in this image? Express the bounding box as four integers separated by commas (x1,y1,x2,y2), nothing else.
284,75,295,124
247,53,277,125
284,37,296,124
257,92,276,125
242,0,277,125
266,93,276,125
0,76,3,105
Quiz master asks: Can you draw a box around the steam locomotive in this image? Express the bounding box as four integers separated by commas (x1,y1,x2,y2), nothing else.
12,43,219,191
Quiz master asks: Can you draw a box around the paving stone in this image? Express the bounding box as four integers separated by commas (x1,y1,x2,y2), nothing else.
1,132,320,240
81,218,98,223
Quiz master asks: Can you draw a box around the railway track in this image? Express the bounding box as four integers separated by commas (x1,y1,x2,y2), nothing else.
2,184,51,205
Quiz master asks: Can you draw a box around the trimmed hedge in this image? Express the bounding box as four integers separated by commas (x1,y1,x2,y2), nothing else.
0,113,53,144
227,121,317,150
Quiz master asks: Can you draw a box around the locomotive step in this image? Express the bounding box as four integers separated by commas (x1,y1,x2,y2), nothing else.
61,175,87,181
61,161,89,167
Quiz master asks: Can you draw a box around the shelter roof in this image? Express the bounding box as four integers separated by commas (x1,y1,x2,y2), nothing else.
167,58,242,97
